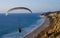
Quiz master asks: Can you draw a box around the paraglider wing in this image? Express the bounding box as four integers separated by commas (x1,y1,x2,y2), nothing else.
6,7,32,16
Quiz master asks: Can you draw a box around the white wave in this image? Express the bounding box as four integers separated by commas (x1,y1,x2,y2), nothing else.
1,18,45,38
1,31,23,38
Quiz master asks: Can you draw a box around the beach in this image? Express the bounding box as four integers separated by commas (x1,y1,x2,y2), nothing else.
23,18,50,38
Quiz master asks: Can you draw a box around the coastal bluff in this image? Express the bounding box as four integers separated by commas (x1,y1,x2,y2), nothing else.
36,11,60,38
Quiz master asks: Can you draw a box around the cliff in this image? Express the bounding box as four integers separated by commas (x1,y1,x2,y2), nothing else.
36,11,60,38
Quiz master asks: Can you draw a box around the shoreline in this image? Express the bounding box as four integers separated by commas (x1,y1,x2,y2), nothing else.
23,19,45,37
23,18,50,38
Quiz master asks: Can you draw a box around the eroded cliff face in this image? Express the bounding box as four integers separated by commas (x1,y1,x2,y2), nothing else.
36,11,60,38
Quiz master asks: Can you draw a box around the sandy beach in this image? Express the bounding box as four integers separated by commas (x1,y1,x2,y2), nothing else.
23,18,50,38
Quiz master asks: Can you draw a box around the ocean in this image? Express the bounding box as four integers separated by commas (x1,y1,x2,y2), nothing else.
0,13,45,38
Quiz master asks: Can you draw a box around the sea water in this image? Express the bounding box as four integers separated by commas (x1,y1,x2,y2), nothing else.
0,13,45,38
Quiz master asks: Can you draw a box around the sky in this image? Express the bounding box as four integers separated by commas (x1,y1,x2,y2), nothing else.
0,0,60,13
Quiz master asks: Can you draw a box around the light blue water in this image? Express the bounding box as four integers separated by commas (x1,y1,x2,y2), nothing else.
0,13,45,38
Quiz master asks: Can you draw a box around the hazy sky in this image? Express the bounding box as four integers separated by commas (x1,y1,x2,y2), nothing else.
0,0,60,13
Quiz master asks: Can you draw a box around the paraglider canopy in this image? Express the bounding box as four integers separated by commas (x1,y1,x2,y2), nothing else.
6,7,32,16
